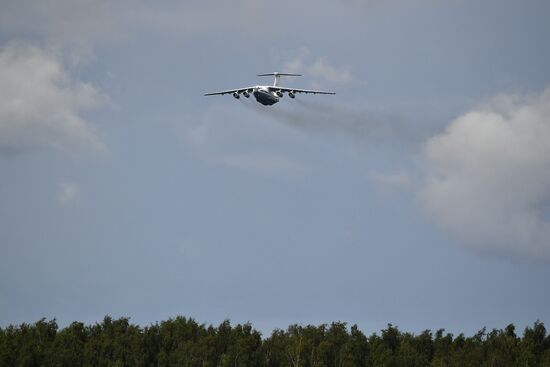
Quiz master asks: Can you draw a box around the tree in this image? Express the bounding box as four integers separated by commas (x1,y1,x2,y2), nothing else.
1,316,549,367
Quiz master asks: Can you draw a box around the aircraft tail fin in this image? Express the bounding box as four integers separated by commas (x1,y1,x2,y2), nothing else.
258,72,301,87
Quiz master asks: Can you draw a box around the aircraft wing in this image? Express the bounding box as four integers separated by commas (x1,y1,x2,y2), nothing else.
268,86,335,95
204,87,254,96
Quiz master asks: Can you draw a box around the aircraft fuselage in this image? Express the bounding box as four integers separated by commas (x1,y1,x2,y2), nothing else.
253,87,279,105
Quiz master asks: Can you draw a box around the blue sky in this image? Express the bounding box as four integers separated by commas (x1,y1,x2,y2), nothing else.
1,0,550,336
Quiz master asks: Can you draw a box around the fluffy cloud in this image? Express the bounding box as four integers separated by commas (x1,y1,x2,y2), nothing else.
418,88,550,261
284,49,354,86
0,43,104,154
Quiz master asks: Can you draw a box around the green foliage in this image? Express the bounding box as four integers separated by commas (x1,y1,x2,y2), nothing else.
1,317,549,367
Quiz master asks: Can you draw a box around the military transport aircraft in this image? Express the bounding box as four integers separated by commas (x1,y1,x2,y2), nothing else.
204,72,335,106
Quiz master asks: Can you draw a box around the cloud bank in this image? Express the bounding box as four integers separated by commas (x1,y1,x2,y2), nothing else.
0,43,104,154
418,88,550,261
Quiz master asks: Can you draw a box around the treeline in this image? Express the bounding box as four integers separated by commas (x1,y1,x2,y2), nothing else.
1,317,550,367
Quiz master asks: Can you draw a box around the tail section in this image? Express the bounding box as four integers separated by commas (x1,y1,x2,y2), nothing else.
258,72,301,87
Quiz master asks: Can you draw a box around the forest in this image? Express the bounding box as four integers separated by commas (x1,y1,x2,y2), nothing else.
1,316,549,367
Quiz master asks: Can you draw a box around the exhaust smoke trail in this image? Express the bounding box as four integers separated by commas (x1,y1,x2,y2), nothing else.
241,96,421,147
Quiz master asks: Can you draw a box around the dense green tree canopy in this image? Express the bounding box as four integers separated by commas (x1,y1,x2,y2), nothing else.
1,317,549,366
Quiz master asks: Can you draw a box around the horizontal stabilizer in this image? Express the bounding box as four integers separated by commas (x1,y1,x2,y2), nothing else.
257,72,301,77
258,72,301,86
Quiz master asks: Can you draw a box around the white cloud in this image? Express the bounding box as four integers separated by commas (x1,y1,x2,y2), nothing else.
0,43,105,154
59,181,79,204
418,88,550,261
284,49,355,86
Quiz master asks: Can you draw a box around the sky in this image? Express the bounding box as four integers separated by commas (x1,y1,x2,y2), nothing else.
1,0,550,336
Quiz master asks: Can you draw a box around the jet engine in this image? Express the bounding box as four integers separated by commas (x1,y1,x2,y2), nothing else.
242,91,250,98
232,92,240,99
276,90,283,97
288,91,296,98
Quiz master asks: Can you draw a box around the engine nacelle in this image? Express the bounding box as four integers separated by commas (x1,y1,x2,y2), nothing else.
288,91,296,98
242,91,250,98
232,92,240,99
276,90,283,97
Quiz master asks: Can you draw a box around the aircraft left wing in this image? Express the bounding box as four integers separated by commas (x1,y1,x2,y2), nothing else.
204,87,254,96
268,86,335,95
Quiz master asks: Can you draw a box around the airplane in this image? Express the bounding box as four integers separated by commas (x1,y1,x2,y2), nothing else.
204,72,335,106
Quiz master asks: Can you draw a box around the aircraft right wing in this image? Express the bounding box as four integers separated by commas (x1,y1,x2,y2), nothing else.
204,87,254,96
268,86,335,95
